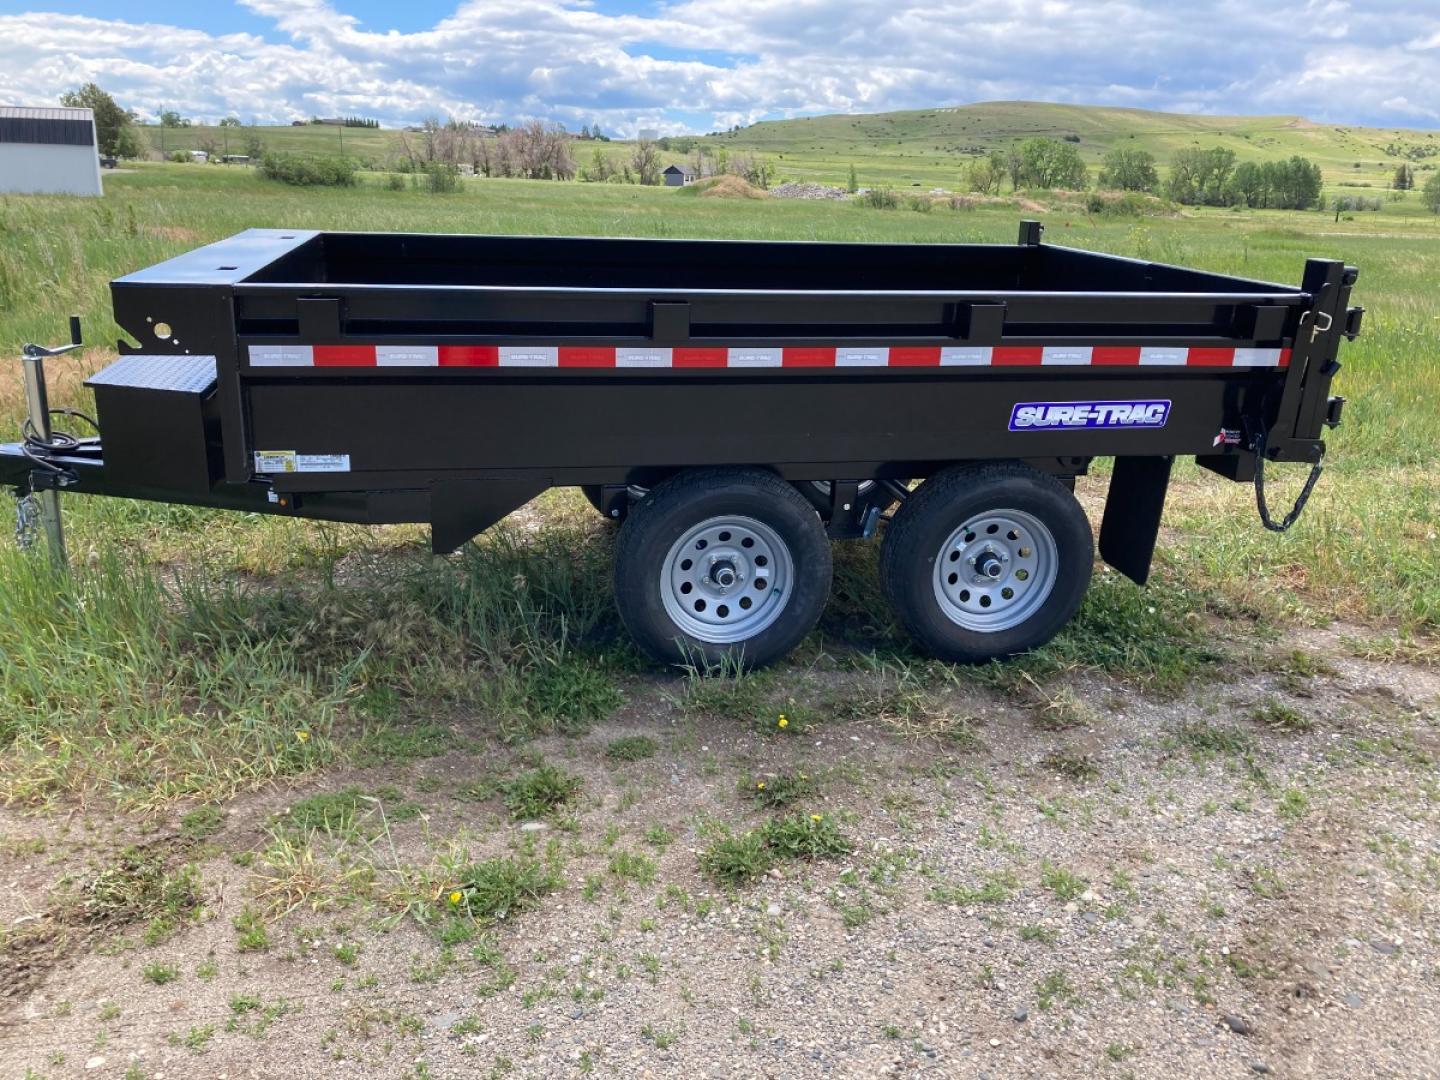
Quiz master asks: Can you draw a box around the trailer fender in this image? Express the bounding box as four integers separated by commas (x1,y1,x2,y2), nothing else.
1098,456,1172,586
431,478,550,554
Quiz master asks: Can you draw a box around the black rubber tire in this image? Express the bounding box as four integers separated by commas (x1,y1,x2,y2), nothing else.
613,468,832,669
880,462,1093,663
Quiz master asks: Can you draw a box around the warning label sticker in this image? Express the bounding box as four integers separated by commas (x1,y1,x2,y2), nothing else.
253,451,352,474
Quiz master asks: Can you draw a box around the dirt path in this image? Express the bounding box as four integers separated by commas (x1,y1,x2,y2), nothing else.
2,625,1437,1079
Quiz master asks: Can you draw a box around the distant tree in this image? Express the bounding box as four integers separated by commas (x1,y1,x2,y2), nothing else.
495,120,575,180
847,163,858,194
219,116,242,127
727,150,771,188
964,152,1006,195
1098,148,1158,192
689,144,717,179
1422,172,1440,213
1167,147,1235,205
1016,138,1087,189
59,82,137,157
630,138,662,185
243,129,266,159
1392,163,1413,191
1226,160,1269,207
581,146,614,182
159,109,190,128
1267,156,1323,209
112,124,142,160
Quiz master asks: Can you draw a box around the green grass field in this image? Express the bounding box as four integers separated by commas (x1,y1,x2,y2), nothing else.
137,99,1440,194
0,160,1435,804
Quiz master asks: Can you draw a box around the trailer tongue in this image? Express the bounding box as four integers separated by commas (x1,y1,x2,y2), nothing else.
5,221,1361,667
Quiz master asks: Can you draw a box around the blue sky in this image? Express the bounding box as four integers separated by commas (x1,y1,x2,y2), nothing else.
1,0,1437,135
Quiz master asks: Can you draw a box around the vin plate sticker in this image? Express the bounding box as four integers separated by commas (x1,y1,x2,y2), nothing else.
253,451,352,474
1009,399,1170,432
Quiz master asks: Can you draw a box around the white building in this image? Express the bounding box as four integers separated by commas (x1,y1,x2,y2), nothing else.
0,106,103,196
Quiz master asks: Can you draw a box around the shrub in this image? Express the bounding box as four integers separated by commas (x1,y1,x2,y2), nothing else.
861,187,899,209
384,172,406,191
413,162,461,194
258,152,356,187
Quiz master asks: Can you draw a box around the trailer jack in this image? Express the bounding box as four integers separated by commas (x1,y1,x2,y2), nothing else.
13,316,87,567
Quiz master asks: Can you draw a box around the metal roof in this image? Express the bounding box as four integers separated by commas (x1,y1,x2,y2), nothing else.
0,106,96,147
0,106,94,121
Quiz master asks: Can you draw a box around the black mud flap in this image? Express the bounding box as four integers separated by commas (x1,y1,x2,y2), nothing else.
1099,456,1172,586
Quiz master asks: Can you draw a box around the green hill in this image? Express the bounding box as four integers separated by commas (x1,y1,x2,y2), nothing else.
699,100,1439,192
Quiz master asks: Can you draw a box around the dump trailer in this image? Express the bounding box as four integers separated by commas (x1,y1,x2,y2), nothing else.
4,222,1361,667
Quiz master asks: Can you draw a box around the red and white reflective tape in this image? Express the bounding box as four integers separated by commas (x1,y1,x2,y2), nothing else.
247,344,1291,370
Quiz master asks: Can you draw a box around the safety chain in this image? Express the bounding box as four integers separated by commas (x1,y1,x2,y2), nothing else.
14,484,40,550
1253,429,1325,534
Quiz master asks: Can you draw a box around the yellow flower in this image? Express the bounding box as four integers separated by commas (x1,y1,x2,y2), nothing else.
295,730,310,743
449,890,463,905
810,814,822,822
756,781,766,790
777,715,788,729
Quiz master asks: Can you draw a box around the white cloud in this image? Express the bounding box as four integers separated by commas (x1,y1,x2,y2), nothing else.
0,1,1435,135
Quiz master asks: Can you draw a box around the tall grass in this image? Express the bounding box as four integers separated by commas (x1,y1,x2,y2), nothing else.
0,518,625,805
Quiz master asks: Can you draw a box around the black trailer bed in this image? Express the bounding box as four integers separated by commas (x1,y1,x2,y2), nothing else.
8,221,1358,565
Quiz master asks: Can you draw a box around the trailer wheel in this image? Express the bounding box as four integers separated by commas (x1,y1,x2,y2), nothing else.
880,463,1092,663
614,468,831,669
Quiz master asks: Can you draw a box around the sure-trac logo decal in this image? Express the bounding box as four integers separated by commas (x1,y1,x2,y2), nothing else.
1009,399,1171,432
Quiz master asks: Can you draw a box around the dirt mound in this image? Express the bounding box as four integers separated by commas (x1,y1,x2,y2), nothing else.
694,175,767,199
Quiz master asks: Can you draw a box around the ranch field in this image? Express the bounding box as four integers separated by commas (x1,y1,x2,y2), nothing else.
137,100,1440,194
0,165,1436,1079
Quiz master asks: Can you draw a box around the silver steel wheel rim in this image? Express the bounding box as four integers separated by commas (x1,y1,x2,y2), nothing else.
932,509,1059,632
809,480,877,497
661,515,794,644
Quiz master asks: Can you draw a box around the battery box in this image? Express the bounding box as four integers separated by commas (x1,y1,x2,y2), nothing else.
85,354,220,494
